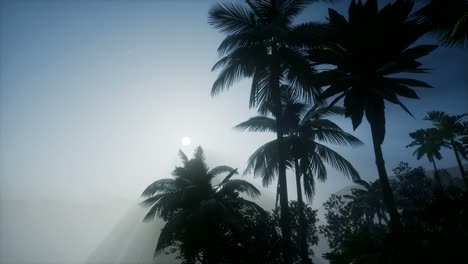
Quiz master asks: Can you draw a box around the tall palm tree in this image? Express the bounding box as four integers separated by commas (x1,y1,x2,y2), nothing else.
208,1,328,261
406,128,449,189
344,179,388,225
415,0,468,47
309,0,437,232
140,147,262,264
235,89,361,264
424,111,468,187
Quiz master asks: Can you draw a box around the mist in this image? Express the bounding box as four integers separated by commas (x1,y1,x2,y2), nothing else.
1,0,467,263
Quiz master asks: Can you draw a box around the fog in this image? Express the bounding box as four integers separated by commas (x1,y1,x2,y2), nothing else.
1,0,467,263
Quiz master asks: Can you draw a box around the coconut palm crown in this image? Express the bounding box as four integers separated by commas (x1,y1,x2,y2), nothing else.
424,111,468,186
309,0,437,232
406,128,449,188
208,1,330,260
236,89,362,199
344,179,388,224
140,146,262,262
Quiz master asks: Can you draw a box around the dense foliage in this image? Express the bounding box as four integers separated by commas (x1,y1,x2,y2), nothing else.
321,163,468,263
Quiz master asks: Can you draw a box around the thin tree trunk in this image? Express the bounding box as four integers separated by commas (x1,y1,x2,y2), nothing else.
451,139,468,188
431,159,443,190
370,123,401,234
294,158,312,264
275,181,281,211
271,44,292,264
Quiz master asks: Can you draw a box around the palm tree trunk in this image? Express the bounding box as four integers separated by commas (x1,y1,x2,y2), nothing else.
431,159,443,190
370,123,401,234
450,139,468,188
294,158,312,264
275,181,281,210
271,44,292,264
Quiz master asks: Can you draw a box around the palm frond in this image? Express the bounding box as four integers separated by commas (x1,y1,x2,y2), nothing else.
178,150,189,165
244,0,273,22
313,142,360,181
301,105,345,123
278,47,323,105
216,31,264,56
154,212,187,256
311,128,364,147
244,139,279,187
303,118,343,131
208,165,237,177
415,0,468,47
211,46,267,97
234,116,277,133
278,0,316,25
287,22,332,49
193,146,208,168
140,193,166,207
208,3,257,34
217,179,261,199
250,67,273,113
301,153,325,201
353,179,371,190
142,192,180,222
141,178,176,198
219,168,239,185
424,111,452,123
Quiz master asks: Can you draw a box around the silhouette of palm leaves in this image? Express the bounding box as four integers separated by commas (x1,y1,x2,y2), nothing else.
140,146,262,257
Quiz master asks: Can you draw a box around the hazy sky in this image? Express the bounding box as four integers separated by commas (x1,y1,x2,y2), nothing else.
1,0,467,209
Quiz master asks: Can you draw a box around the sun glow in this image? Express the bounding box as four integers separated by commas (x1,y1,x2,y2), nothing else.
181,136,192,146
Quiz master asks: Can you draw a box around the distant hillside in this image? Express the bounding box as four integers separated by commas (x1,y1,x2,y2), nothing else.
86,205,176,264
0,199,134,264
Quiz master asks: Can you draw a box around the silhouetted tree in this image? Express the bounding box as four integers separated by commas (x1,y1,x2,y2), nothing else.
218,205,283,264
392,163,434,210
323,224,388,264
140,147,263,264
236,88,361,263
415,0,468,47
320,194,364,252
310,0,437,232
462,134,468,157
285,201,319,264
322,162,468,263
208,1,328,260
406,128,449,189
344,179,388,224
424,111,468,187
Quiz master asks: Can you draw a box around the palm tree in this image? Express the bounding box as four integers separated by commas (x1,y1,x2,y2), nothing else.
140,146,263,264
415,0,468,47
344,179,388,225
424,111,468,187
462,135,468,157
235,89,361,263
310,0,437,232
406,128,449,189
208,1,328,261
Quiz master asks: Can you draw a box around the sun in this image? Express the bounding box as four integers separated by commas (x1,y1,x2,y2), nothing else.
181,136,192,146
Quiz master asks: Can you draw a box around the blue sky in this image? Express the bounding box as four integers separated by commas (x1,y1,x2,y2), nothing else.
1,0,467,210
